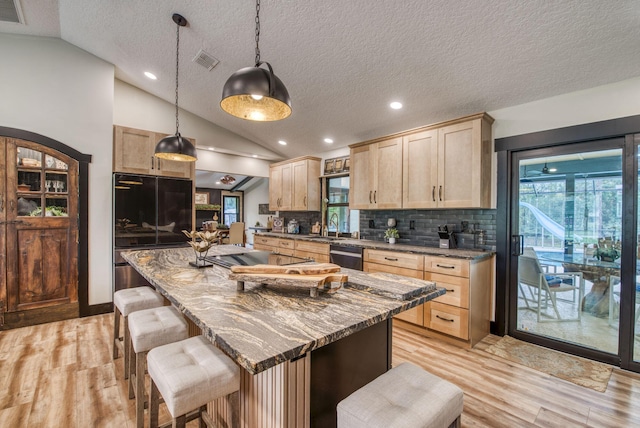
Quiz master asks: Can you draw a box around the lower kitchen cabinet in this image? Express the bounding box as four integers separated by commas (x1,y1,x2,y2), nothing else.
294,240,330,263
365,248,493,348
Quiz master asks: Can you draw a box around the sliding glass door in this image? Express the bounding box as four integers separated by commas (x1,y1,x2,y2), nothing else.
505,136,640,370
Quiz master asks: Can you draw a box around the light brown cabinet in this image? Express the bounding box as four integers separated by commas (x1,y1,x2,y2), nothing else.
253,235,295,256
294,240,330,263
113,126,195,179
269,156,320,211
364,248,492,348
349,137,403,210
350,113,493,210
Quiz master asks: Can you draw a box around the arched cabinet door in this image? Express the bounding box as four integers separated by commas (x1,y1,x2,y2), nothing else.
1,137,79,324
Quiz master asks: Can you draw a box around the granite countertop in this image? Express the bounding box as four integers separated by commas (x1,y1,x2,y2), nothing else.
122,246,443,375
255,231,494,261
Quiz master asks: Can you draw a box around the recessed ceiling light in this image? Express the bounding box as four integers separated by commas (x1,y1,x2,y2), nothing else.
144,71,157,80
549,168,557,172
252,154,258,158
278,140,287,145
207,147,215,151
390,101,403,110
324,138,334,144
215,181,221,185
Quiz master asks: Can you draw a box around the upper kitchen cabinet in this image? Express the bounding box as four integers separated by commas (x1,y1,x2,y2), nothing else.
435,115,493,208
349,137,403,210
113,125,195,179
351,113,493,210
269,156,321,211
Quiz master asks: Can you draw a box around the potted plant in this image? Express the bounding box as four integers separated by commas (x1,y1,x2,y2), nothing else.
384,227,399,244
594,245,621,262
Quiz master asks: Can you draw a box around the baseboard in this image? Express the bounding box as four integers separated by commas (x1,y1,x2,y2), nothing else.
82,302,113,317
1,302,79,330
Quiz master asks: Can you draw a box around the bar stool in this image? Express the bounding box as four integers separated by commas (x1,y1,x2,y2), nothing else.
128,305,189,428
337,362,463,428
147,335,240,428
112,286,164,380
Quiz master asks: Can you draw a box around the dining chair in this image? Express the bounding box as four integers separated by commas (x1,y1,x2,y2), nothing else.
607,275,640,330
223,222,245,246
519,247,584,322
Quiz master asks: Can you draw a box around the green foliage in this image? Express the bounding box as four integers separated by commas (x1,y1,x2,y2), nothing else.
384,228,399,239
195,204,221,211
29,206,67,217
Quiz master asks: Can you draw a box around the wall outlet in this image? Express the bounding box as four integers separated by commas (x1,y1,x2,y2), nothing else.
409,220,415,230
369,219,375,228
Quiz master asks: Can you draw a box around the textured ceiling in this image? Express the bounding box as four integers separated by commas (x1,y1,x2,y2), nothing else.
3,0,640,160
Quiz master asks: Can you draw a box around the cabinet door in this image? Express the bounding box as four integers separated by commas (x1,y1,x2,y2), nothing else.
349,145,373,209
437,119,484,208
291,160,309,210
269,165,283,211
154,134,195,179
113,126,155,175
280,162,293,210
373,137,403,209
403,130,438,208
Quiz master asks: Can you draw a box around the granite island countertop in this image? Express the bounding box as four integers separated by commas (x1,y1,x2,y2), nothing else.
122,246,443,374
255,231,494,261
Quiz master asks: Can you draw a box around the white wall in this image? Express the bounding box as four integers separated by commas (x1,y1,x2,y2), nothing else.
196,149,270,178
243,178,271,245
114,80,280,162
489,76,640,139
0,34,115,305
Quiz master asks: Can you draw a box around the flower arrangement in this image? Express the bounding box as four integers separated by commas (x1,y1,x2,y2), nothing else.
183,230,221,266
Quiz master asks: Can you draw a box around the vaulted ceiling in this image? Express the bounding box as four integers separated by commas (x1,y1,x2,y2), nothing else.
3,0,640,160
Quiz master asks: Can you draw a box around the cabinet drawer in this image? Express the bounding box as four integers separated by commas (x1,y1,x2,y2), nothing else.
278,239,295,250
363,262,423,279
254,236,280,247
295,240,329,255
424,272,469,309
424,256,469,277
364,250,424,270
427,301,469,340
254,243,276,252
294,250,330,263
395,304,424,325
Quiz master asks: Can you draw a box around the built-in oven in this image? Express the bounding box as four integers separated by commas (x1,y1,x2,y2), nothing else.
329,245,363,271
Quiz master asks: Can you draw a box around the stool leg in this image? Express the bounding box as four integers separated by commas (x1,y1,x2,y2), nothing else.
149,379,160,428
174,414,186,428
135,350,148,428
112,308,120,360
199,405,207,428
128,348,135,399
124,315,130,380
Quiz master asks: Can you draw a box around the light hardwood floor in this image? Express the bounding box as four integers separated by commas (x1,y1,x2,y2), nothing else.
1,314,640,427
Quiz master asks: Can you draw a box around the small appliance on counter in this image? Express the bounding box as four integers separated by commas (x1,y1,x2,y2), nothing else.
287,219,300,234
438,224,457,249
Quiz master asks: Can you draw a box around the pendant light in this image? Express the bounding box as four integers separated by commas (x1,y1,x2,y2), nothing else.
220,0,291,121
154,13,197,162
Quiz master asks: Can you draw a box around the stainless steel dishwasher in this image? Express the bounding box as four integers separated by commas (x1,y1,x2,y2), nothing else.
329,245,363,270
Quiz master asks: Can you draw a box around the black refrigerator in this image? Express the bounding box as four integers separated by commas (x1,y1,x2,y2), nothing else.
113,173,193,291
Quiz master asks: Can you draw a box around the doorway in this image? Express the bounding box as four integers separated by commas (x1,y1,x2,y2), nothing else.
1,137,80,328
497,121,640,372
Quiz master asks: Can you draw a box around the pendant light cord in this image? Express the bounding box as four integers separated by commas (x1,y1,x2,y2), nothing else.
254,0,261,66
175,19,181,136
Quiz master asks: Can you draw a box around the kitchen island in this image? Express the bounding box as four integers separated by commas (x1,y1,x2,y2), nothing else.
123,245,443,428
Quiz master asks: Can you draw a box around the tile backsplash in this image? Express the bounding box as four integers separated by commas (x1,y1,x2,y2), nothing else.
279,211,321,235
359,209,496,251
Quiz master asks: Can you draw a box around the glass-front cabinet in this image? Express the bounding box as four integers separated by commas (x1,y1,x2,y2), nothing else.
16,147,69,217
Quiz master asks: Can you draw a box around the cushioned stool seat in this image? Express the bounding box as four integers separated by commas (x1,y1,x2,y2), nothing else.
147,335,240,428
128,305,189,428
112,286,164,380
337,362,463,428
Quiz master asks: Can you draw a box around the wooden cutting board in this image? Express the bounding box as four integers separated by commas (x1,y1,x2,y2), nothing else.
229,271,347,297
230,263,340,275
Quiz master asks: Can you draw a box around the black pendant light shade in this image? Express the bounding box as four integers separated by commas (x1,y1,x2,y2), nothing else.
155,133,197,161
220,0,291,121
221,62,291,121
154,13,197,162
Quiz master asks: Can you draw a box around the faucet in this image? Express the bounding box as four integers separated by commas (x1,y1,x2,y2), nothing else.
329,212,340,238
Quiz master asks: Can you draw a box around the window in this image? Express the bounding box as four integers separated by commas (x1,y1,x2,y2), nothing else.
325,176,358,234
221,190,243,226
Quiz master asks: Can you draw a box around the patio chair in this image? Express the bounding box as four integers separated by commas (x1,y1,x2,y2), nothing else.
518,247,584,322
608,276,640,331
